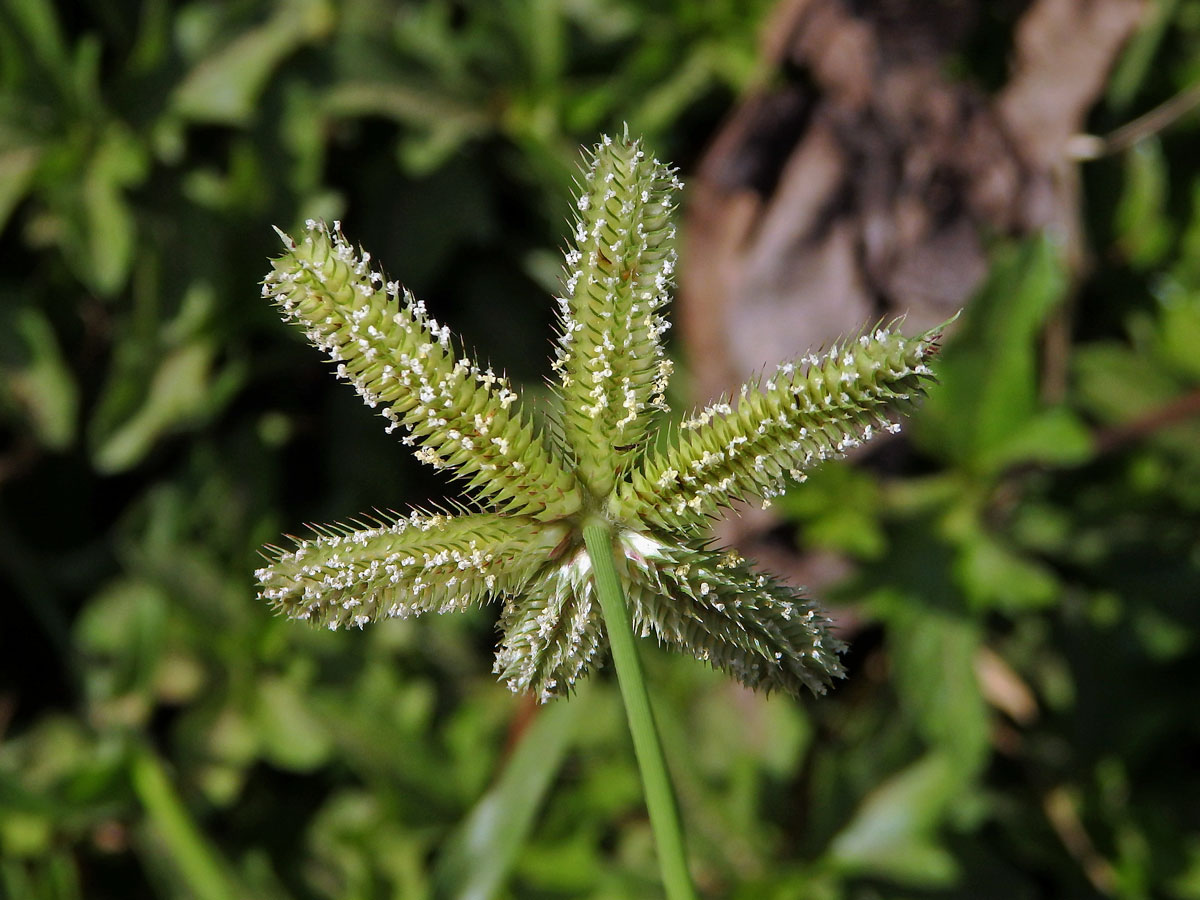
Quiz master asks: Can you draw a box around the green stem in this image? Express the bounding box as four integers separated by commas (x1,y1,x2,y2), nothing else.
129,745,241,900
583,519,697,900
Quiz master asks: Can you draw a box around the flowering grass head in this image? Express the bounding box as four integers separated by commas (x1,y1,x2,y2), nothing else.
256,131,944,702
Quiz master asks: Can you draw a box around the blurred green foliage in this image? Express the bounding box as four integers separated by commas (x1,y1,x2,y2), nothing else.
0,1,1198,898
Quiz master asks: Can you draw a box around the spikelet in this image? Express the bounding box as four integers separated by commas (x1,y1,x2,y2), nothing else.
553,130,680,497
493,543,607,702
618,533,844,697
611,323,943,532
264,220,582,522
257,512,567,629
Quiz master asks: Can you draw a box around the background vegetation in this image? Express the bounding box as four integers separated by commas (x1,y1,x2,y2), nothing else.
1,1,1198,898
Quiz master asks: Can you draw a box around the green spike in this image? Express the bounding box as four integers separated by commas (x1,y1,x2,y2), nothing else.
264,220,582,522
493,542,607,703
553,133,681,497
610,323,944,532
256,512,567,630
618,534,845,697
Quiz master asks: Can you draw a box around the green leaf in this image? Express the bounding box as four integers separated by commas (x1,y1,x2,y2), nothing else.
77,124,147,296
1106,0,1179,112
395,124,479,176
978,406,1094,471
3,0,68,76
827,754,962,887
0,144,40,233
319,78,492,176
304,790,431,898
0,853,82,900
1174,176,1200,287
129,746,245,900
631,44,719,135
779,464,886,560
885,605,990,778
1169,836,1200,899
956,531,1060,613
172,0,333,125
432,693,585,900
1156,288,1200,381
1132,607,1193,660
318,80,489,137
1115,139,1173,269
74,578,169,724
1,307,78,449
90,339,218,473
916,236,1068,472
1073,342,1183,423
253,676,333,771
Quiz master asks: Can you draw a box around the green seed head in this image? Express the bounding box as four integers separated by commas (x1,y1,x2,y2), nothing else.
256,136,947,701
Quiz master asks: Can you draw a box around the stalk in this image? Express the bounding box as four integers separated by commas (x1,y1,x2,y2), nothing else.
129,745,240,900
582,519,697,900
